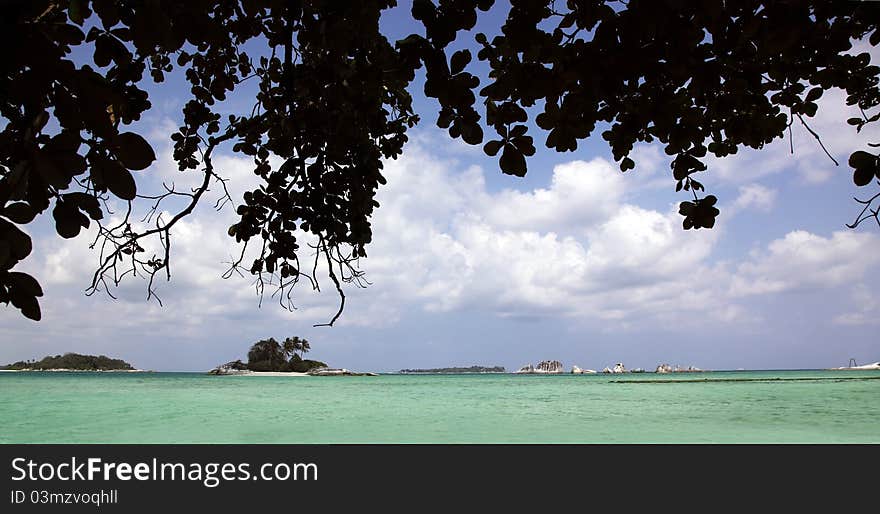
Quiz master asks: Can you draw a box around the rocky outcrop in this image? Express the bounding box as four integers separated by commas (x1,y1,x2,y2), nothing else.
602,363,627,373
516,360,563,374
307,367,378,376
571,366,597,374
208,360,250,375
537,360,563,373
656,363,705,373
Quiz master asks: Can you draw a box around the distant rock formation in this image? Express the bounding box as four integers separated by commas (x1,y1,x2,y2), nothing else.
208,360,250,375
571,366,597,374
307,367,377,376
656,363,673,374
656,363,706,373
537,360,563,373
516,360,563,374
602,363,627,374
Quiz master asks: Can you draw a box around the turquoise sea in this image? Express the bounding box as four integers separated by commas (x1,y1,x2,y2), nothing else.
1,370,878,443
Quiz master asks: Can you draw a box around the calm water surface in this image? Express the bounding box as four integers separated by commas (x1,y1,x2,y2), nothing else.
1,370,878,443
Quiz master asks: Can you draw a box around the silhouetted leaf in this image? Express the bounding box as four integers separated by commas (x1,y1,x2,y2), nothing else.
450,49,471,75
805,87,823,102
64,192,103,220
484,140,503,156
9,289,41,321
8,272,42,298
849,150,876,170
0,220,32,261
69,0,86,25
500,144,526,176
52,201,88,238
853,165,876,186
114,132,156,171
33,152,70,189
2,203,36,224
104,165,137,200
0,241,9,268
460,120,483,144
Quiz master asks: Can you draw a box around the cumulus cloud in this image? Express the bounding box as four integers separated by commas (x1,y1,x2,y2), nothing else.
479,159,625,232
361,145,732,325
732,184,777,213
833,285,880,326
730,230,880,297
365,141,880,329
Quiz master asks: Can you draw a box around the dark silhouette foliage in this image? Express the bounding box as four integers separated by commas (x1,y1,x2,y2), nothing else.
246,337,287,371
245,336,322,371
1,1,879,323
288,357,327,373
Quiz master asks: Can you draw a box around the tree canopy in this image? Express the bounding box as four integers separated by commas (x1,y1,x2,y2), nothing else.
1,0,879,323
2,352,134,370
246,336,323,371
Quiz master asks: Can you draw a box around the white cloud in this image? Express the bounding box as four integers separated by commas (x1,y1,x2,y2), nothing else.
364,141,880,328
362,143,731,325
732,184,777,213
730,230,880,297
479,159,625,232
833,285,880,326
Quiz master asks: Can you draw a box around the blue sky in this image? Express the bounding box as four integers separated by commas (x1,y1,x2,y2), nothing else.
2,3,880,372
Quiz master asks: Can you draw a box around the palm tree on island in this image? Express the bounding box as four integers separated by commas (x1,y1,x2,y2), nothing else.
282,336,311,360
282,337,301,361
209,336,375,376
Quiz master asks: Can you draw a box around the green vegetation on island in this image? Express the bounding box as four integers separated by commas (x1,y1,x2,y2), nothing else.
1,353,135,371
213,337,327,373
211,336,380,376
398,366,506,374
247,336,326,372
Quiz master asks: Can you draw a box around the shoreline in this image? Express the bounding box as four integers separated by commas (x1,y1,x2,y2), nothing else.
4,368,878,375
0,368,149,373
214,371,311,377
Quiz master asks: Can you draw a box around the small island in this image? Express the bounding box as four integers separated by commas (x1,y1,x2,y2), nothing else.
398,365,506,374
516,360,565,374
209,337,376,376
1,353,140,372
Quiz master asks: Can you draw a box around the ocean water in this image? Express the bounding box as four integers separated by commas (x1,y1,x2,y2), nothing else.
1,370,878,443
